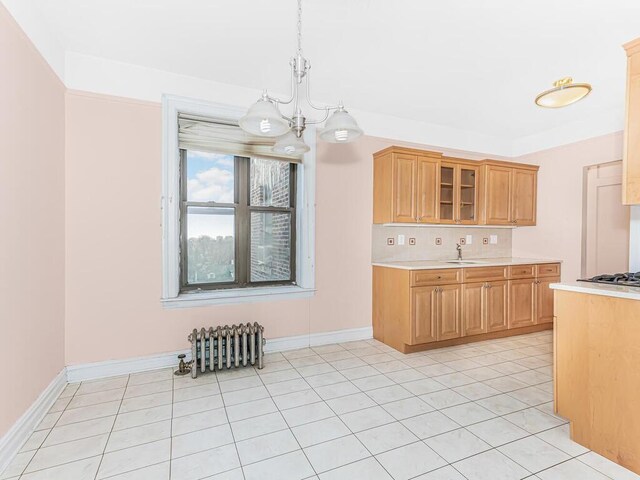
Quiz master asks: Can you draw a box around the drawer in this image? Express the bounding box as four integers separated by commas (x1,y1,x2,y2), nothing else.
463,266,508,282
411,268,462,286
536,263,561,278
508,264,536,279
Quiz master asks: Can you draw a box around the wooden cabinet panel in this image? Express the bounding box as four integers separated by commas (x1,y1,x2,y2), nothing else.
437,284,462,341
509,279,536,328
462,282,485,336
417,156,439,223
393,154,417,222
411,269,462,287
623,39,640,205
486,280,509,332
484,166,512,225
536,263,561,278
508,264,536,279
463,266,507,283
458,164,480,224
411,287,438,344
536,276,558,324
511,168,537,225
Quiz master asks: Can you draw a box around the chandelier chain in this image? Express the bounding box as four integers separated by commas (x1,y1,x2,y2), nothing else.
297,0,303,54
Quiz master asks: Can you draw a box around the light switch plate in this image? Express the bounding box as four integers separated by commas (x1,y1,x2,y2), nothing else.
490,235,498,244
466,234,473,245
397,234,405,246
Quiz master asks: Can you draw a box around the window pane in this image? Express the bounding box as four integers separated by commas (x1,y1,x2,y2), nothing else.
186,150,235,203
186,206,235,284
250,158,290,207
250,212,291,282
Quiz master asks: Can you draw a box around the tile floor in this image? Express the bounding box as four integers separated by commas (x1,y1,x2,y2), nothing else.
2,330,639,480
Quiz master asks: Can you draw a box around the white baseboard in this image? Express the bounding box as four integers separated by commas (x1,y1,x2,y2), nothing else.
266,326,374,352
66,326,373,383
0,369,67,476
66,349,190,383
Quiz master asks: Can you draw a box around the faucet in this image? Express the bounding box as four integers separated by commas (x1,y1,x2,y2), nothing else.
456,243,463,261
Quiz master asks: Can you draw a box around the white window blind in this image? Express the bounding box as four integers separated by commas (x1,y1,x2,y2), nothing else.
178,113,302,163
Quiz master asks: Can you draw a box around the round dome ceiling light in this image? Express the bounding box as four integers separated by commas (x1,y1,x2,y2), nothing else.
535,77,592,108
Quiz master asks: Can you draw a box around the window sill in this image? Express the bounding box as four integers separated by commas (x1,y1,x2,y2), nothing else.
161,285,316,308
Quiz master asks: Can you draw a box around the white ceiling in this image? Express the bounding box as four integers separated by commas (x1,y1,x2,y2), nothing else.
6,0,640,154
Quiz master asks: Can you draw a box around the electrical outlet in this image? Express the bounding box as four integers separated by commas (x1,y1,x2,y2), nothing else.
483,237,489,245
466,234,473,245
387,238,395,246
459,238,466,245
490,235,498,244
397,234,405,246
409,238,416,245
435,238,442,246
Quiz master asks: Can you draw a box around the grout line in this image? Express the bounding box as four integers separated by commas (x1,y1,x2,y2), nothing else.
91,374,130,480
214,370,246,480
15,331,574,480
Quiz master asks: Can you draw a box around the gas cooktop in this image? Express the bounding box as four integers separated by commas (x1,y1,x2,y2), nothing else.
578,272,640,287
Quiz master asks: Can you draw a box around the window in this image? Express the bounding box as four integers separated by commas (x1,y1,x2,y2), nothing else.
161,96,315,307
180,151,296,291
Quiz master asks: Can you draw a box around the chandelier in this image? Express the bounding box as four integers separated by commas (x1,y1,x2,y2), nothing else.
239,0,363,155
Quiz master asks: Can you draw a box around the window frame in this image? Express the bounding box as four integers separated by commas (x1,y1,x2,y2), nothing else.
179,152,298,291
161,95,316,308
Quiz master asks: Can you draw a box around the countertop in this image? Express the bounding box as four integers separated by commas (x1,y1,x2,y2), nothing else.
550,281,640,301
371,257,561,271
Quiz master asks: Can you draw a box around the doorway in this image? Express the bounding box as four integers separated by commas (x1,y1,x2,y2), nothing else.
582,161,630,277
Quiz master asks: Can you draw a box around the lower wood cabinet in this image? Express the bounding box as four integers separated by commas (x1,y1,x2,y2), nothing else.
508,278,536,328
437,284,462,340
411,286,438,344
463,281,508,336
486,281,509,332
536,276,559,324
373,263,560,353
462,282,485,336
411,284,462,344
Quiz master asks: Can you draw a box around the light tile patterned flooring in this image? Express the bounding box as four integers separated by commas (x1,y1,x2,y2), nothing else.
2,331,639,480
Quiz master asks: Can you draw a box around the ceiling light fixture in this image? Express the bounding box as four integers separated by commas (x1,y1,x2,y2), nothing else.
239,0,362,153
535,77,592,108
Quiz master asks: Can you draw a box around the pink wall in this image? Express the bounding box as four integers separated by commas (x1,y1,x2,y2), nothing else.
512,132,624,282
0,5,66,437
64,93,384,365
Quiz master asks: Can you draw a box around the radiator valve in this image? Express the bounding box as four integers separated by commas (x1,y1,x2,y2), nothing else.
174,353,192,376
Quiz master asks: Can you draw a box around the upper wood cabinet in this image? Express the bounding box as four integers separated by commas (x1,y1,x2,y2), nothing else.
393,154,418,222
440,162,480,225
481,162,538,226
373,148,442,224
623,38,640,205
373,147,538,226
417,156,440,223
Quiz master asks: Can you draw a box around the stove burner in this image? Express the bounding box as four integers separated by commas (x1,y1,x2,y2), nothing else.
578,272,640,287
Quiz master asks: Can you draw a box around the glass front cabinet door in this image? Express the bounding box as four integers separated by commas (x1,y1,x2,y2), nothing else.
439,162,479,224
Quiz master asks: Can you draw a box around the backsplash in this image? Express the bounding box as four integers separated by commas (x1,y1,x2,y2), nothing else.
372,225,512,262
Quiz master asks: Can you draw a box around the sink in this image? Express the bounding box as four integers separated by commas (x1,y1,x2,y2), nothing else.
445,260,485,265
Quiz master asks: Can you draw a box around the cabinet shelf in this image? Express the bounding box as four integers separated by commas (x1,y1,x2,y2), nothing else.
440,201,453,205
460,184,475,188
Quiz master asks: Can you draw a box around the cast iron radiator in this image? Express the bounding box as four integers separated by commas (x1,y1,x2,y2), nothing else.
188,323,265,378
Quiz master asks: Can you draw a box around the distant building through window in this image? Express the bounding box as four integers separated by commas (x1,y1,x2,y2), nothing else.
180,150,296,291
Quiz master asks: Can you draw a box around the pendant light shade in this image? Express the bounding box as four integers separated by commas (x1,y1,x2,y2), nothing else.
239,99,290,137
319,109,363,143
272,131,310,155
535,77,592,108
